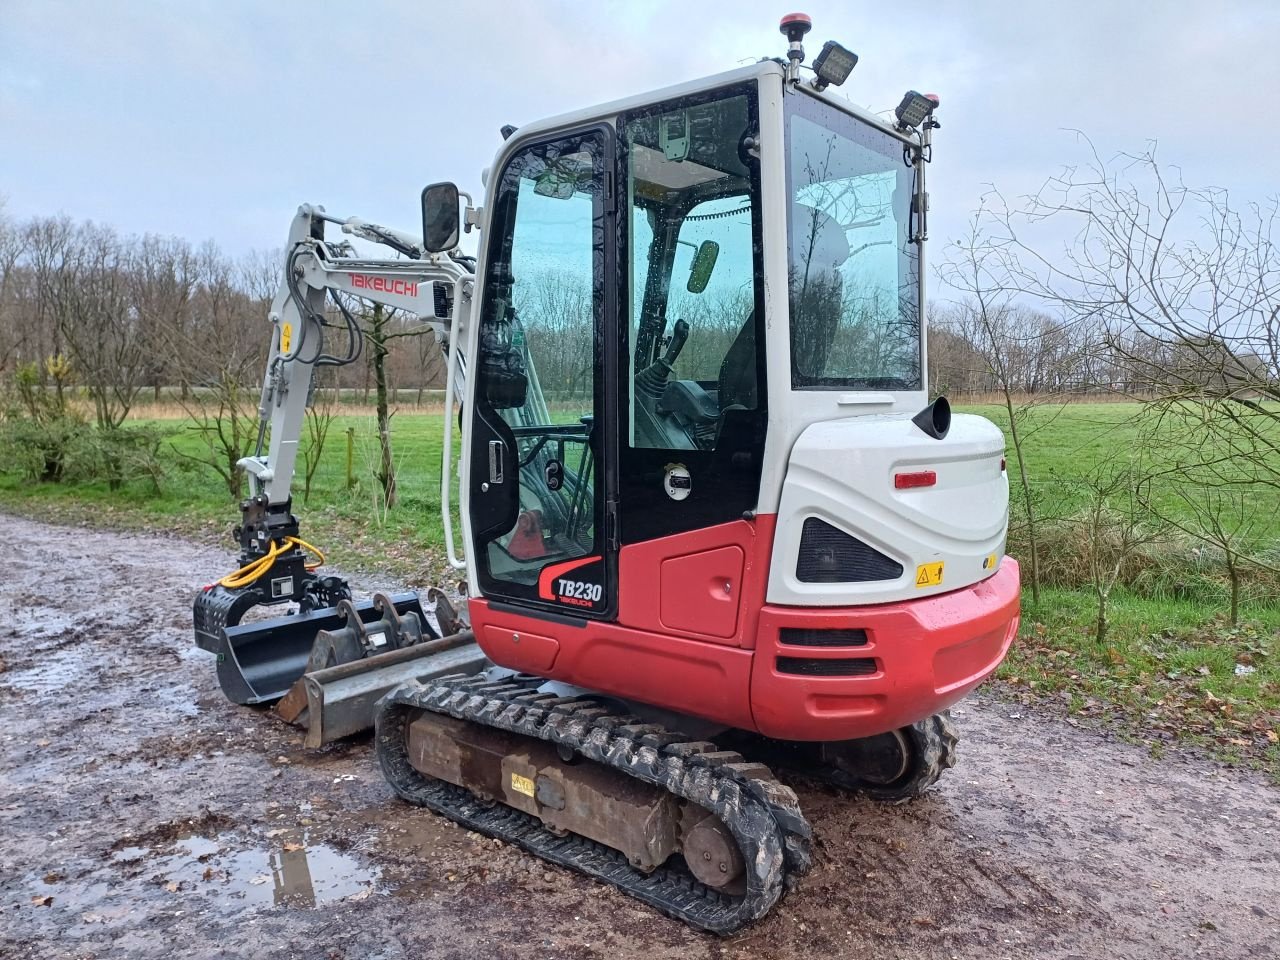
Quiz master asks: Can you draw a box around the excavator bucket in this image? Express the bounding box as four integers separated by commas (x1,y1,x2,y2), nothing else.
196,590,427,705
196,583,489,747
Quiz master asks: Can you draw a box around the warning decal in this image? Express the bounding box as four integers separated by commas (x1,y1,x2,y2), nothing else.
915,561,944,589
280,322,293,354
510,772,536,798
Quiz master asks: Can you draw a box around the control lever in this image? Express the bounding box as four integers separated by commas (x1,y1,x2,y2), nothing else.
663,319,690,365
636,319,690,399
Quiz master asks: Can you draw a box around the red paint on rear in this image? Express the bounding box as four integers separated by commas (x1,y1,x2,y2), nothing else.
750,560,1020,740
659,545,744,639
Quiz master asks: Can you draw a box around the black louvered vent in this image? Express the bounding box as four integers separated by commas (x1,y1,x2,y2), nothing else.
776,656,879,677
796,518,903,583
779,627,869,647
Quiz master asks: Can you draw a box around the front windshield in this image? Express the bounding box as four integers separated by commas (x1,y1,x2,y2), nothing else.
785,92,921,390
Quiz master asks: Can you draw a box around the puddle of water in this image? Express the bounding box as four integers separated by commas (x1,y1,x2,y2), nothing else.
150,829,378,908
22,828,378,936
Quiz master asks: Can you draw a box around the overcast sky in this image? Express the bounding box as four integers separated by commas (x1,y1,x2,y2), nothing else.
3,0,1278,263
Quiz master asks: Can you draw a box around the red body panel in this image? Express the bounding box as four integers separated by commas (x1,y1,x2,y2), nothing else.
471,597,759,731
616,516,775,648
470,517,1021,743
750,560,1020,740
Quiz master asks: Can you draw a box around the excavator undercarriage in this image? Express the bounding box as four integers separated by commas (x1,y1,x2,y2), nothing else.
377,673,813,933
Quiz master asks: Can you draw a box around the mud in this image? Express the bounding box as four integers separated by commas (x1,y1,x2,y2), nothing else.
1,514,1276,959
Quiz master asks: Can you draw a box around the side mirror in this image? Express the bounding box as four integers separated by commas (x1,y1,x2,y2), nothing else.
686,240,720,293
421,182,460,253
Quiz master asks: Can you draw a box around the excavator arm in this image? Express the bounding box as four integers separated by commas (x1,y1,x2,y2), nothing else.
242,202,471,508
192,203,478,704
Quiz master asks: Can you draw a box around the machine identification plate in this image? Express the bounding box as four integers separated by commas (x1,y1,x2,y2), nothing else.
510,772,536,798
915,562,944,588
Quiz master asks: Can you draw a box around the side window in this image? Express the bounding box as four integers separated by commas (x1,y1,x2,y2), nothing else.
624,92,760,451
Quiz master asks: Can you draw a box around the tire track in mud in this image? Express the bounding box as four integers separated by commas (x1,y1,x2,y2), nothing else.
0,513,1277,960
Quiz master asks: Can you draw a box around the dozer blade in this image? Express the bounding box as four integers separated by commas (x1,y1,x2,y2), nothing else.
278,633,489,748
210,592,426,705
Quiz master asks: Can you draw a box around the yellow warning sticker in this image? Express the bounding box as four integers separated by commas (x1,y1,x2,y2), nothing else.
915,561,944,589
510,772,536,798
280,322,293,354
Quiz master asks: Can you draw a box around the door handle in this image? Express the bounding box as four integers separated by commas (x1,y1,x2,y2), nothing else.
488,440,505,484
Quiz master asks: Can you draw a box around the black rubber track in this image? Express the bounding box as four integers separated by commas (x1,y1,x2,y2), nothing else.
793,711,960,803
376,674,812,934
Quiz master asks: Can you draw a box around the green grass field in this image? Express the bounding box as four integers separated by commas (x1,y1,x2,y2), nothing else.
1,401,1276,778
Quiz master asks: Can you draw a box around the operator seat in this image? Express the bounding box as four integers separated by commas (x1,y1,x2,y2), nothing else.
717,205,851,407
718,313,758,409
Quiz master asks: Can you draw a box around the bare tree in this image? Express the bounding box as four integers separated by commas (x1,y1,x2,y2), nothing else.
1077,462,1161,645
300,368,339,504
359,302,430,508
977,137,1279,484
1144,483,1273,626
0,199,28,374
42,222,148,429
940,214,1084,603
166,244,267,499
129,234,195,400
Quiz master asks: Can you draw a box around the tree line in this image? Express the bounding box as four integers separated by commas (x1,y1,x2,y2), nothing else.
2,135,1277,637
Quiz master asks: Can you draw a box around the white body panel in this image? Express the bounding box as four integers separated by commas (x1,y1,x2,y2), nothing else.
766,413,1008,606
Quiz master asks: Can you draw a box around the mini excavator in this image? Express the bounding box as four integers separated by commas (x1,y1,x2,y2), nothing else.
193,14,1021,932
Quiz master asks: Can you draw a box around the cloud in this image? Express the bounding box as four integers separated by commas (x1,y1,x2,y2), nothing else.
1,0,1275,258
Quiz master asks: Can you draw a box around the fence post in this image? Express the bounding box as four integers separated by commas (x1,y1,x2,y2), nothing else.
346,427,356,489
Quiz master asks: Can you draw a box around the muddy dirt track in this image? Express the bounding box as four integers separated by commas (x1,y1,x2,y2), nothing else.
1,515,1278,960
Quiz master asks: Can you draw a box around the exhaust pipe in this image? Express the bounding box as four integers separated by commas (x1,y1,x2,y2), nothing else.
912,396,951,440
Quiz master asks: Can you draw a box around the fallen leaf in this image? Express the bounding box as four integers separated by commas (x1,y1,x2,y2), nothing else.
347,888,372,901
282,842,304,852
31,895,52,907
249,875,270,885
164,881,179,893
202,867,215,881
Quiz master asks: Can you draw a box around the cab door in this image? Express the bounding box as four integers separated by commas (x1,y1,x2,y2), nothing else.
467,127,617,618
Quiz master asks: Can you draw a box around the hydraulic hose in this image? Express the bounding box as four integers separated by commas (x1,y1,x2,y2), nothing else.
216,536,326,589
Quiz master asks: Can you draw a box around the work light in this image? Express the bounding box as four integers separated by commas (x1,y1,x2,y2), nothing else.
811,40,858,89
894,90,939,129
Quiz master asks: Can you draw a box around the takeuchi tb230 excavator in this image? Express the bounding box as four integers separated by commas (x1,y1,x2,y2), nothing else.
192,14,1020,932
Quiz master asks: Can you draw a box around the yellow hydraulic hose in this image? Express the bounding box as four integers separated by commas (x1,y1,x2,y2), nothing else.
217,536,326,589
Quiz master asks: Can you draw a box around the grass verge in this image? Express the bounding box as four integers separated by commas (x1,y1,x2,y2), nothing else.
1003,589,1280,783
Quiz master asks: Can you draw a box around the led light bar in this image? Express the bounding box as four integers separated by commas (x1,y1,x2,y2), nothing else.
811,40,858,89
895,90,940,129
